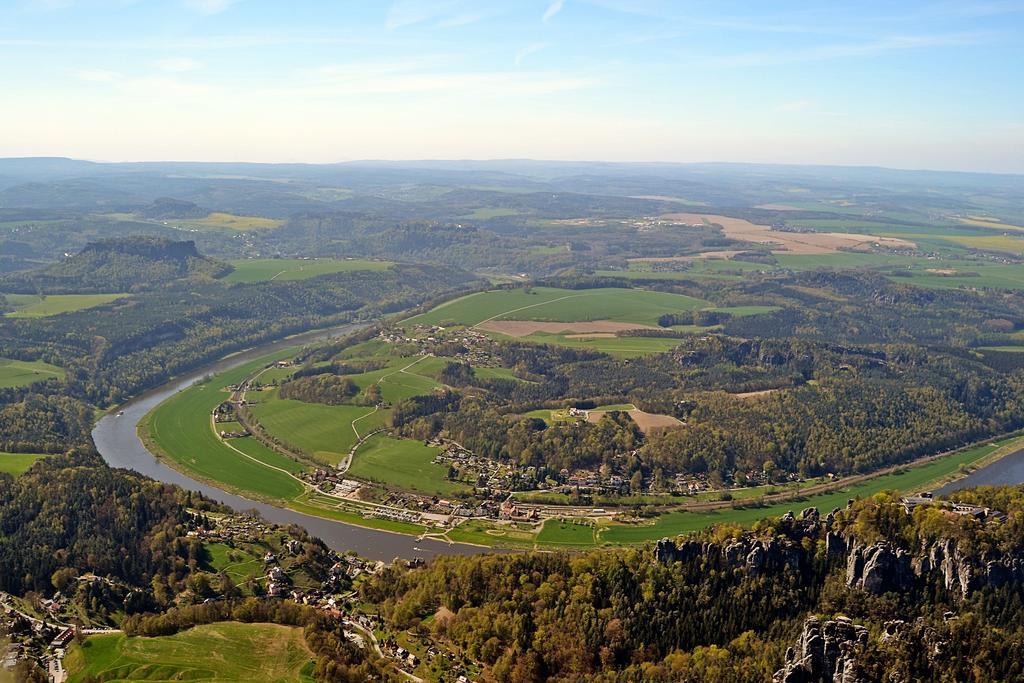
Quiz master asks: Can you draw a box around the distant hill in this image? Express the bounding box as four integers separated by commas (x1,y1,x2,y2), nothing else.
139,197,209,220
0,237,231,294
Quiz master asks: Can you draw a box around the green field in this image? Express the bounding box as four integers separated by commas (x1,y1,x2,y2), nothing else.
65,622,315,683
202,542,267,583
347,432,464,496
405,286,712,327
223,258,392,283
537,518,599,545
515,331,683,358
3,292,128,318
0,452,48,477
0,357,64,388
249,391,387,465
143,356,307,500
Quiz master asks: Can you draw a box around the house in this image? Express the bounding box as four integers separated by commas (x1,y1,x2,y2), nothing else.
51,627,75,649
267,566,286,582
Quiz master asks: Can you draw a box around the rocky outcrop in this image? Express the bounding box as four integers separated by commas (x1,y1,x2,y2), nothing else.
846,541,915,594
658,507,1024,600
774,616,869,683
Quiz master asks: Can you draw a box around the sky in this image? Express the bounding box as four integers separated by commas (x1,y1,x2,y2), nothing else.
0,0,1022,172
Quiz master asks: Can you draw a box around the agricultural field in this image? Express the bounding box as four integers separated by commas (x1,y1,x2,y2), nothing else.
142,354,307,501
511,331,683,358
346,432,464,496
0,452,48,477
222,258,392,283
64,622,315,683
166,211,284,231
3,292,128,318
0,357,64,388
202,542,273,584
404,286,712,328
248,391,387,466
536,518,600,545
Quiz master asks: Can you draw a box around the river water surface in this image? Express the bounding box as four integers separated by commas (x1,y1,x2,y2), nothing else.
936,447,1024,496
92,324,488,561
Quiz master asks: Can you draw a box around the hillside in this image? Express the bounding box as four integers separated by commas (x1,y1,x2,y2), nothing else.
364,488,1024,682
0,237,231,293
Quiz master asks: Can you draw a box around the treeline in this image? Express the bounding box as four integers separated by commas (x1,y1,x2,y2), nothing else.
279,374,360,405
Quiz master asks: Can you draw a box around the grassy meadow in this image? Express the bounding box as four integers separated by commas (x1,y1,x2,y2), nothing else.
0,452,48,477
0,357,64,388
3,292,128,318
404,286,712,327
346,432,463,496
223,258,392,283
65,623,315,683
248,390,387,466
142,354,306,500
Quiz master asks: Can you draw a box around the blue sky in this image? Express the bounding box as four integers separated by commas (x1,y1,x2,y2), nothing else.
1,0,1022,171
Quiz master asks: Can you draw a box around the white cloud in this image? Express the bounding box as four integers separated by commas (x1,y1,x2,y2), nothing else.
542,0,565,22
183,0,238,15
155,57,202,73
515,43,548,65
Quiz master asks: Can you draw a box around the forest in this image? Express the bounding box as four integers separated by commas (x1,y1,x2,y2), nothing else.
361,486,1024,682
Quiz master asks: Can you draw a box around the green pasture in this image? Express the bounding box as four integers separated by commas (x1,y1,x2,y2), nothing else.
0,452,48,477
223,258,391,283
404,286,712,327
248,391,387,466
142,355,306,500
3,292,128,318
516,331,682,358
346,433,463,496
65,622,315,683
0,357,64,388
537,518,600,545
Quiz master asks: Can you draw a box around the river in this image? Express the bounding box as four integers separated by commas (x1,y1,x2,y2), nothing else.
936,447,1024,496
91,323,490,561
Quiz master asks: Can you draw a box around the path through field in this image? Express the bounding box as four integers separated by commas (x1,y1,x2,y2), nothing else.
472,292,593,328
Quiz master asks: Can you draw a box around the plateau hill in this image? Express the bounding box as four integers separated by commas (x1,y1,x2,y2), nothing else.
0,237,231,293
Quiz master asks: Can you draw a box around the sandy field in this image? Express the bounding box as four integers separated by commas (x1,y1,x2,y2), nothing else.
479,320,656,337
662,213,916,255
629,250,745,263
586,408,683,432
